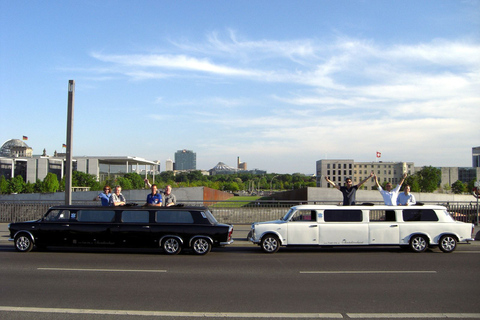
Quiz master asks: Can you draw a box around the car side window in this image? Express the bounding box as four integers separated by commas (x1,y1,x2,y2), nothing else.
76,210,116,222
44,210,71,222
370,210,396,222
403,209,438,222
290,210,316,222
121,211,149,223
156,210,194,224
324,210,363,222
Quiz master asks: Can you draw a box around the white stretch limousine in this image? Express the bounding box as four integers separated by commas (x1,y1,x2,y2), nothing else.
248,205,475,253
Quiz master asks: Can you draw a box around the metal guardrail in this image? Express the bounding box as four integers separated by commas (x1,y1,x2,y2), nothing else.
1,200,478,225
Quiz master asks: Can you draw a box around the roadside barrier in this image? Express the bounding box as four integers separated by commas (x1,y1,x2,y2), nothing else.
0,200,478,225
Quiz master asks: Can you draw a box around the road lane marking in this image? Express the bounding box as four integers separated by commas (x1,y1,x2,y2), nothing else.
347,313,480,318
0,307,478,318
0,306,342,318
300,271,437,274
37,268,167,273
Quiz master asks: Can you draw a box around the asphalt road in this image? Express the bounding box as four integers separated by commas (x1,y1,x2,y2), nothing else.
1,224,480,320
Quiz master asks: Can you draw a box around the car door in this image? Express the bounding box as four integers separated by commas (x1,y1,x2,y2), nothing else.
318,209,368,245
368,209,400,244
113,210,152,247
287,210,319,245
36,209,72,246
69,209,116,246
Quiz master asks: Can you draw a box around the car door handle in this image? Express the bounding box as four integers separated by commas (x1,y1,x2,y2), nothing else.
62,224,70,227
310,225,318,227
142,226,150,229
390,225,398,227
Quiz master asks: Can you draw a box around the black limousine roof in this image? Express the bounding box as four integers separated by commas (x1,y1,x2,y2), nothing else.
48,204,208,211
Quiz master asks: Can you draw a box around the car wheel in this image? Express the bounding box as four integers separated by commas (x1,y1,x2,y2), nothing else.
192,238,211,255
409,235,428,253
15,233,34,252
261,234,280,253
439,235,457,253
162,237,182,255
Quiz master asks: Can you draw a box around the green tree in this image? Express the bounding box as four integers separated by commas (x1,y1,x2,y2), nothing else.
467,179,477,194
9,176,25,194
405,175,421,192
24,181,35,193
0,176,8,194
416,166,441,193
158,171,175,183
124,173,144,189
33,179,43,193
451,180,467,194
43,173,60,193
116,176,133,190
442,183,452,193
73,171,101,190
223,181,240,192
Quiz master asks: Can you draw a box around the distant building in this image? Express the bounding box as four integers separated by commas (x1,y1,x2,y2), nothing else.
441,167,480,186
473,146,480,168
0,139,33,158
210,162,236,175
209,161,266,176
316,159,415,190
237,157,247,170
1,139,159,183
165,159,173,171
174,149,196,170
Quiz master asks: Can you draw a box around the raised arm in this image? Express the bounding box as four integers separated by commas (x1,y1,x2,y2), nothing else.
398,173,407,187
373,174,381,188
324,176,340,190
357,172,374,188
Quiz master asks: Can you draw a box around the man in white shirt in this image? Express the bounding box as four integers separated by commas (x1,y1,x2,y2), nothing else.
374,173,407,206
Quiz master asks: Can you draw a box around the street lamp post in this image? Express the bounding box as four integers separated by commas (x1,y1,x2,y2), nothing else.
474,181,480,226
65,80,75,205
270,175,278,193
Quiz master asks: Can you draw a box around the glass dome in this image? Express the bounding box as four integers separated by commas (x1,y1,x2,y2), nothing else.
0,139,30,157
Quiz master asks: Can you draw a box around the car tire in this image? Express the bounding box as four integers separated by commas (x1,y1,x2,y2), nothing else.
14,233,34,252
192,238,211,255
162,237,182,255
439,235,457,253
409,235,428,253
261,234,280,253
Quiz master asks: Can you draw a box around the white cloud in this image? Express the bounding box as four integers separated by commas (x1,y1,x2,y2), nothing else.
86,33,480,171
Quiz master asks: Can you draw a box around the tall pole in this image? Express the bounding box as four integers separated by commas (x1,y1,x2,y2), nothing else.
65,80,75,205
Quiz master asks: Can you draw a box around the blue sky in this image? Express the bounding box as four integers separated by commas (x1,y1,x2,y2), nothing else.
1,0,479,174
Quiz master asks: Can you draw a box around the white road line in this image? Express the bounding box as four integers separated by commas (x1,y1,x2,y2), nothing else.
0,306,342,318
37,268,167,273
347,313,480,318
0,307,478,319
300,271,437,274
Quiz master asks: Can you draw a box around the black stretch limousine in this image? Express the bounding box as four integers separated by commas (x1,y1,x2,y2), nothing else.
8,205,233,255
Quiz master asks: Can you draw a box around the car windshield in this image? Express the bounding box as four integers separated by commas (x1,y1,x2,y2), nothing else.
281,208,296,221
204,209,218,224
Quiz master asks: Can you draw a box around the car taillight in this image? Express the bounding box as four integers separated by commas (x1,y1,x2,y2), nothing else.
228,227,233,241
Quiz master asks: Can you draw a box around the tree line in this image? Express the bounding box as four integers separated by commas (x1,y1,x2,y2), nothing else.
0,171,316,194
0,166,476,195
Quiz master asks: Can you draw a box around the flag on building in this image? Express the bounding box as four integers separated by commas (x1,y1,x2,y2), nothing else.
22,136,28,140
62,144,67,148
376,151,381,158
